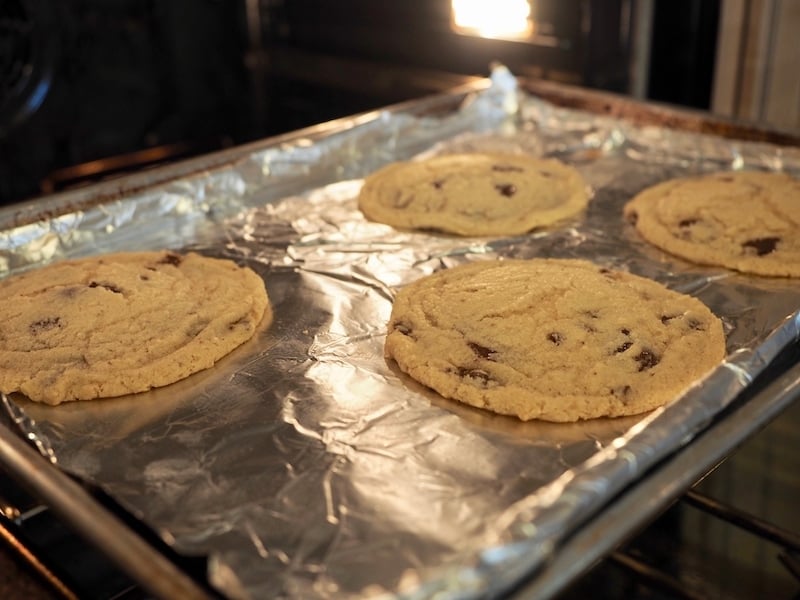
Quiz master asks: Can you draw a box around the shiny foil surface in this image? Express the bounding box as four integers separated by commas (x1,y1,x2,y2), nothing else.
3,68,800,599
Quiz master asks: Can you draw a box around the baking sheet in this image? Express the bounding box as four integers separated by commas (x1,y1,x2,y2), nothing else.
3,68,800,599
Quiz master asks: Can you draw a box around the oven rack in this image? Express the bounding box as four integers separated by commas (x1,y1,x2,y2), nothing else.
583,487,800,600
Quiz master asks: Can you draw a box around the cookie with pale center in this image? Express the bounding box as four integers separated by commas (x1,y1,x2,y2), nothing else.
0,251,270,405
385,258,726,422
623,170,800,277
358,153,590,236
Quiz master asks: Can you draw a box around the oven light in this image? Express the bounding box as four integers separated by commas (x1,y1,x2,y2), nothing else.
451,0,533,40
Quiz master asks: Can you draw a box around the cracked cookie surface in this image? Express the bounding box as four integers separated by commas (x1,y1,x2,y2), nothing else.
385,259,725,422
0,251,270,405
623,170,800,277
358,153,590,236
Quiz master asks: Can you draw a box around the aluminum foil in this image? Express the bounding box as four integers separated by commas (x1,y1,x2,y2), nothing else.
3,67,800,599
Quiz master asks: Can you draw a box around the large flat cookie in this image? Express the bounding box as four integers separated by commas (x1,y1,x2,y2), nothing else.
0,251,270,405
385,259,725,422
358,153,590,236
623,171,800,277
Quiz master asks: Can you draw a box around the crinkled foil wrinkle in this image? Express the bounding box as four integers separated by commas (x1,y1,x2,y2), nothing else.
4,72,800,600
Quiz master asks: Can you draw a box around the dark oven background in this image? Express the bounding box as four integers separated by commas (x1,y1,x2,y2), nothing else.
0,0,719,204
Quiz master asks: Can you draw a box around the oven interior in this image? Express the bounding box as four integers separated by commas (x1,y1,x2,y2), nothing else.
1,1,798,599
0,0,720,204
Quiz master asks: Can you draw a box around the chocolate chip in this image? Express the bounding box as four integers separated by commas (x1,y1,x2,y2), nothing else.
686,317,705,331
547,332,564,345
29,317,61,334
627,211,638,225
611,385,632,397
634,349,660,371
495,183,517,197
468,341,497,361
393,322,413,336
661,314,679,324
432,179,445,190
392,192,414,208
679,218,698,227
615,341,633,354
492,164,523,173
742,237,780,256
599,268,622,281
186,320,209,337
227,316,250,330
456,367,493,385
158,252,183,266
88,281,122,294
620,328,631,335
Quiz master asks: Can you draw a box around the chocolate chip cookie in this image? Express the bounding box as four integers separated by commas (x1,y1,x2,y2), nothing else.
358,153,590,236
0,251,270,405
385,259,725,422
623,170,800,277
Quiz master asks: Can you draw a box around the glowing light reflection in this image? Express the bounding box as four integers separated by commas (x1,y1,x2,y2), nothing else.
452,0,532,39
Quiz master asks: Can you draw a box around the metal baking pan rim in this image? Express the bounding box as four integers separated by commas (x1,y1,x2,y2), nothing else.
0,75,799,599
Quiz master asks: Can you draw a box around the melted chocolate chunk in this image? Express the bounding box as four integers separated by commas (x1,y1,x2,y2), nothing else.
393,322,413,336
29,317,61,334
227,316,250,330
615,341,633,354
686,317,705,331
88,281,122,294
634,349,660,371
679,218,698,228
456,367,493,385
468,341,497,361
742,236,780,256
492,164,523,173
611,385,632,397
547,332,564,345
186,320,210,337
495,183,517,197
158,253,183,266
